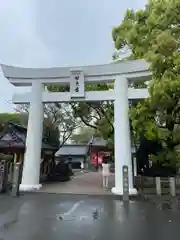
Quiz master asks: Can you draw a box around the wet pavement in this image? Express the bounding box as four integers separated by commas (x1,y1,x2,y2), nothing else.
0,193,180,239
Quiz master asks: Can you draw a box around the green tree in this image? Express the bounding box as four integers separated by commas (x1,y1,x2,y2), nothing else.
0,112,60,147
0,112,28,132
70,126,101,144
72,101,114,142
113,0,180,167
16,102,81,147
46,84,114,145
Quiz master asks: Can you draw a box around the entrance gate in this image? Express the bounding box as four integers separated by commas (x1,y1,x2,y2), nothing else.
1,59,151,195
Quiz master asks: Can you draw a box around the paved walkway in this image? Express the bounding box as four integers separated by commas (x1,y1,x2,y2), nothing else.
39,171,115,195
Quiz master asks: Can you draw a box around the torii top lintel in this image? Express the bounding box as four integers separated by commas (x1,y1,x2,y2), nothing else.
1,59,151,86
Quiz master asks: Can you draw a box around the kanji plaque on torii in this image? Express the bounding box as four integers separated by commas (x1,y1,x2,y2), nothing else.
70,70,85,99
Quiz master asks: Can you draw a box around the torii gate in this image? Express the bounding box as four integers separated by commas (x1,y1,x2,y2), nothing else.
1,59,151,195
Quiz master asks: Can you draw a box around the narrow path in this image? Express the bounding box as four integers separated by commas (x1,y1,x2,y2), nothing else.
39,171,115,195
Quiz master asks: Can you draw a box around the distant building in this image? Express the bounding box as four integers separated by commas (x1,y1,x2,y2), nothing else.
55,144,88,168
55,136,136,169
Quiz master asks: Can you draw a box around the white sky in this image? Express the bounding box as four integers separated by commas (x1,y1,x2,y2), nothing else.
0,0,147,113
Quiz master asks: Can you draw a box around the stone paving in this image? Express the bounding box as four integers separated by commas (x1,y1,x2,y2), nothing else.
39,171,115,195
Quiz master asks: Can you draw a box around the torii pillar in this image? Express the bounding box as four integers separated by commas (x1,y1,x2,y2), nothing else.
112,76,136,195
21,81,44,191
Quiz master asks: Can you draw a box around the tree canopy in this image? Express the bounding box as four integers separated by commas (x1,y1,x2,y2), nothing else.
0,111,60,147
70,126,101,144
113,0,180,167
46,84,114,145
0,113,28,132
15,102,82,147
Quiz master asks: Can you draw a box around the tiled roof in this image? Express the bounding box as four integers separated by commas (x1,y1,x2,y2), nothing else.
55,144,88,156
0,122,56,150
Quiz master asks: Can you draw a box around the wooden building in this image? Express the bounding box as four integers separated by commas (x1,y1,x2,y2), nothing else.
55,144,88,169
0,122,58,181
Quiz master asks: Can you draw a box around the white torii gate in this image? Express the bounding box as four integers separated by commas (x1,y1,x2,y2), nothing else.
1,59,151,195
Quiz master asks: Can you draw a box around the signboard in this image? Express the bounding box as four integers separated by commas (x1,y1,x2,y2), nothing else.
70,70,85,99
11,163,21,197
0,160,8,193
122,165,129,201
0,162,4,190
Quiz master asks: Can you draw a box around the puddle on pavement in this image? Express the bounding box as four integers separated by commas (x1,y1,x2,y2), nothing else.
92,209,100,220
2,219,18,230
54,200,148,223
56,207,102,222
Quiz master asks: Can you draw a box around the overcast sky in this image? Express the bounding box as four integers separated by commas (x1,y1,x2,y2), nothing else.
0,0,146,112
